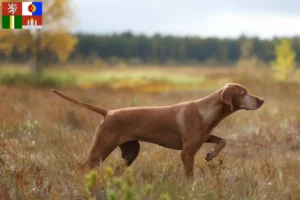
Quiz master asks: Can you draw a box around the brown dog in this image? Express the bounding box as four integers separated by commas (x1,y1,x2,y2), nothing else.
51,83,264,178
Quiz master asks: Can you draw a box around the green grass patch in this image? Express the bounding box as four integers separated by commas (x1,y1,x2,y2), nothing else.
0,73,76,88
0,66,233,91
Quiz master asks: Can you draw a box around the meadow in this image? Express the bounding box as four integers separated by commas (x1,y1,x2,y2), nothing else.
1,65,300,200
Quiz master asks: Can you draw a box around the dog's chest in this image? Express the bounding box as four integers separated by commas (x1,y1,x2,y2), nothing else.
198,106,222,130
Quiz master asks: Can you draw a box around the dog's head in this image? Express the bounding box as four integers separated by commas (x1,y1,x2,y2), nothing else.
221,83,264,112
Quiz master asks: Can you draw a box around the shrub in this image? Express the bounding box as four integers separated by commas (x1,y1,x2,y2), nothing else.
84,167,171,200
271,39,296,81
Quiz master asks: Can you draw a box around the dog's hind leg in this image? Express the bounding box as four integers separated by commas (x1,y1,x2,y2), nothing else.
119,140,140,166
114,140,140,175
85,127,119,169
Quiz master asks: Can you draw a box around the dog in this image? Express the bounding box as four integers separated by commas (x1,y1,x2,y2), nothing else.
51,83,264,178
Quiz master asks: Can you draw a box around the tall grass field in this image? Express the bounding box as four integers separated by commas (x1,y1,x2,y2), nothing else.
1,65,300,199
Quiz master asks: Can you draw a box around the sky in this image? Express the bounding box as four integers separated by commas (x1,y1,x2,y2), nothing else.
72,0,300,38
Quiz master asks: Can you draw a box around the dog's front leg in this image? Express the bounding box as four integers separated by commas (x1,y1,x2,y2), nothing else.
205,135,226,161
180,142,202,179
181,150,195,178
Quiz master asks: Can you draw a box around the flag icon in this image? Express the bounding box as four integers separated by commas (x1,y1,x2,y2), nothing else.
2,15,22,29
22,2,42,16
2,2,22,15
22,16,42,29
2,2,43,30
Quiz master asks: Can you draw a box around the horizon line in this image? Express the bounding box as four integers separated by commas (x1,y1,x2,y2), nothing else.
73,31,300,40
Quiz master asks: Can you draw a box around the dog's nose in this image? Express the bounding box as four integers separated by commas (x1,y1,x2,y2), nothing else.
258,98,264,105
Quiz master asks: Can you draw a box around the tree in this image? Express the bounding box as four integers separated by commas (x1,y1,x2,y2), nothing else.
271,39,296,81
0,0,77,74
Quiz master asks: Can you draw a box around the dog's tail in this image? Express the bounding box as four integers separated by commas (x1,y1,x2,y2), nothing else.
51,89,108,116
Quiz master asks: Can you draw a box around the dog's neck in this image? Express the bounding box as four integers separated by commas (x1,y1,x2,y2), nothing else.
195,89,236,126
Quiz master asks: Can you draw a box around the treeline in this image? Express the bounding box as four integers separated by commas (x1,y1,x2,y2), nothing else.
72,32,300,65
2,32,300,65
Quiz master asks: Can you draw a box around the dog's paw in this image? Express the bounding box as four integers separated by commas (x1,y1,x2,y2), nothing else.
205,151,217,162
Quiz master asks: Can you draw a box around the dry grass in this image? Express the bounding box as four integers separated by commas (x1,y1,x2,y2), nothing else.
1,66,300,199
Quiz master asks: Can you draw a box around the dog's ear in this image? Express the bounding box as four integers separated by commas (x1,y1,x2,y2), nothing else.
221,86,234,112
